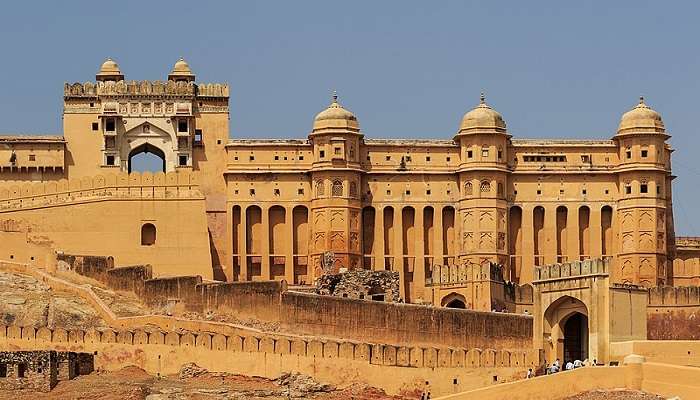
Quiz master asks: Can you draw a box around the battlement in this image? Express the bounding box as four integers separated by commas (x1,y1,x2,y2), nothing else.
427,262,505,286
63,80,229,99
676,236,700,249
0,171,203,212
533,258,610,282
648,286,700,306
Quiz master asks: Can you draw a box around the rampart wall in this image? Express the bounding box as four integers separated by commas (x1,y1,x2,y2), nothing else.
646,286,700,340
0,171,213,278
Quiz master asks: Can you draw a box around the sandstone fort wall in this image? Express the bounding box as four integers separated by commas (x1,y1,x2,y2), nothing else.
646,286,700,340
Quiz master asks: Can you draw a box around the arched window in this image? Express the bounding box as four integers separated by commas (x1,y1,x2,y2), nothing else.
332,179,344,197
497,182,504,197
141,223,156,246
349,181,358,198
315,180,325,197
465,182,473,196
480,180,491,193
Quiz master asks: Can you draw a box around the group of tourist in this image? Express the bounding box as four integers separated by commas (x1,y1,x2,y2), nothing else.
526,358,597,378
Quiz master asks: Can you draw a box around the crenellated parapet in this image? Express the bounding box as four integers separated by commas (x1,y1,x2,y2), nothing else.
533,258,610,282
0,171,203,212
63,80,229,99
648,285,700,306
428,262,504,286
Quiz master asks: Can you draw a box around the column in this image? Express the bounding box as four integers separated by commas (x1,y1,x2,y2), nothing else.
374,206,385,271
394,206,405,299
285,205,295,284
225,204,233,282
567,206,580,262
435,205,444,266
543,205,558,264
414,205,425,302
521,204,535,283
239,205,248,281
261,205,271,280
590,206,602,259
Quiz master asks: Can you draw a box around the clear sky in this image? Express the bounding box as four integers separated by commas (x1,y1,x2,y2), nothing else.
1,1,699,234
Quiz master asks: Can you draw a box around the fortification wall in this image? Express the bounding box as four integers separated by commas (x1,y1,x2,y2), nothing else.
280,292,533,349
0,324,536,397
646,286,700,340
0,171,213,278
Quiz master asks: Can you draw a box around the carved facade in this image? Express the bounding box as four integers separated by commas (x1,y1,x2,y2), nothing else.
0,58,689,307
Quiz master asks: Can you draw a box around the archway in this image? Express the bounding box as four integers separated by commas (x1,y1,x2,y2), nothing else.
441,292,467,309
128,143,166,173
543,295,589,364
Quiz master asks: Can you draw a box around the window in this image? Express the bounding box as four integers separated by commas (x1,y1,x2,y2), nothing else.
194,129,203,144
426,189,431,195
405,155,412,162
467,150,473,158
299,155,304,161
250,188,256,196
657,186,661,195
179,155,188,166
349,182,358,197
274,155,279,161
465,182,473,196
234,156,238,161
141,223,156,246
385,155,391,161
405,189,411,195
315,180,325,196
581,155,590,163
537,189,542,195
143,124,150,133
625,184,632,195
331,179,343,197
426,156,431,162
320,150,325,158
446,156,451,162
334,147,341,155
498,150,502,160
92,122,99,131
234,189,239,195
641,149,648,158
480,180,491,193
249,155,255,161
482,148,489,157
28,154,35,161
640,183,648,193
386,189,391,195
178,119,188,133
106,155,115,166
626,148,632,159
106,119,115,132
604,189,609,195
582,189,587,195
560,189,565,195
274,188,280,196
298,188,304,195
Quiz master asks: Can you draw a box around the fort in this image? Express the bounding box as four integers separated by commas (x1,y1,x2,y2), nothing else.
0,58,699,398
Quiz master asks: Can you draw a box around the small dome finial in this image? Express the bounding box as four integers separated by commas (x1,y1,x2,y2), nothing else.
480,92,486,105
332,90,338,103
639,95,645,105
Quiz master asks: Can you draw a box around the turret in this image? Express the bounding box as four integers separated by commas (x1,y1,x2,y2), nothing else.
168,57,195,82
96,58,124,82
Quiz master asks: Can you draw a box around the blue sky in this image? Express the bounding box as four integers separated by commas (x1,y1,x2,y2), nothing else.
1,1,699,234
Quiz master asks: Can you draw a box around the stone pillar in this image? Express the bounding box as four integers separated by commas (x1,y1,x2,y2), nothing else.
521,204,535,283
543,205,558,264
240,206,248,281
414,205,426,302
225,204,233,282
261,205,271,280
590,206,602,259
374,206,385,271
435,205,444,267
394,206,405,299
285,205,295,285
567,206,580,263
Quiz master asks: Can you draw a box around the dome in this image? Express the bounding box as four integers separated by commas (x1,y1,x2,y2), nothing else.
457,93,507,135
311,92,360,134
617,97,665,135
96,58,124,81
168,57,195,81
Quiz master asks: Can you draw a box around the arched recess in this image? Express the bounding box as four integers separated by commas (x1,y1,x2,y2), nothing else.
383,207,394,269
269,206,286,255
442,206,456,259
402,207,415,256
362,207,376,265
543,295,589,364
141,223,156,246
128,143,166,173
509,206,523,282
441,292,467,309
601,206,613,256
